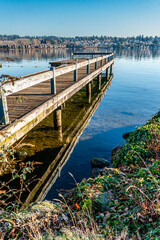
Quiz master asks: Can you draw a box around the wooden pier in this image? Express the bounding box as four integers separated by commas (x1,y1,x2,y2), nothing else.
0,53,114,148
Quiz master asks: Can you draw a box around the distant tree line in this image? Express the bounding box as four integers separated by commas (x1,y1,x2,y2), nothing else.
1,34,160,42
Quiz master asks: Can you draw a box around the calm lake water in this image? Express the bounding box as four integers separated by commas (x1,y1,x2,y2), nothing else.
0,48,160,201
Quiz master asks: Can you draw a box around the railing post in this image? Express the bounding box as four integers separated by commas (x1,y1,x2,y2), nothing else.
105,57,107,64
101,58,103,67
74,60,78,81
50,66,56,94
95,58,97,69
0,88,9,125
108,57,110,62
87,59,90,74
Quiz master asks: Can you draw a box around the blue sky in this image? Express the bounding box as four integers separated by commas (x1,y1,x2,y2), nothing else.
1,0,160,37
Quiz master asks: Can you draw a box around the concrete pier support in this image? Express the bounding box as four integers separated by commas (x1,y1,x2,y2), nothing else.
110,64,113,75
86,82,92,104
106,67,109,80
53,106,63,141
97,74,101,90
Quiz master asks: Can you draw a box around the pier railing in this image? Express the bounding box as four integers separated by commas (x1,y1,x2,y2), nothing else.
0,53,113,125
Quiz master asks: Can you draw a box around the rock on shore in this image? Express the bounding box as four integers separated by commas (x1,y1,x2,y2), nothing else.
91,158,110,169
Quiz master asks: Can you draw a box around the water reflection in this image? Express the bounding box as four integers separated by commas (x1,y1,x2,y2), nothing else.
0,48,71,62
0,75,113,209
0,47,160,64
114,47,160,59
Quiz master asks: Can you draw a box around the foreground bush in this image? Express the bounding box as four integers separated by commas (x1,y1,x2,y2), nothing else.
0,112,160,239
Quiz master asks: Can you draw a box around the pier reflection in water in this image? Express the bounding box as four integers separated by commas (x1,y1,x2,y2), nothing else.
2,74,113,209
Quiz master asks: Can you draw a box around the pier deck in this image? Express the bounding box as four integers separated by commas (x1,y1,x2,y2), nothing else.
0,53,114,147
7,58,102,122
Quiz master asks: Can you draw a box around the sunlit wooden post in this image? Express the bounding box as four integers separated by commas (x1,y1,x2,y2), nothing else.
53,106,63,141
97,74,101,90
50,66,56,94
86,82,91,104
53,106,62,130
0,87,9,124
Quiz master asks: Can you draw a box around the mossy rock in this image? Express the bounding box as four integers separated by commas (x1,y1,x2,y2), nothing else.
91,158,110,169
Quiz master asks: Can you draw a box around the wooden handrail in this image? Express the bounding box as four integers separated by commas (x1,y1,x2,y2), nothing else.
1,53,113,97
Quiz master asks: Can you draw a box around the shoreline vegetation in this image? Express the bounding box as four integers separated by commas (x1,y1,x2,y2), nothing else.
0,111,160,239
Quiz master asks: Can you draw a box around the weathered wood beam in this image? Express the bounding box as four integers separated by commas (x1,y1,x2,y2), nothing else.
2,70,52,96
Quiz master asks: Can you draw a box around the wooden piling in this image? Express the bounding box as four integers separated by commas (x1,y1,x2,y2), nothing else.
86,82,91,104
110,64,113,75
53,106,62,130
53,106,63,141
106,68,109,80
97,74,102,90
